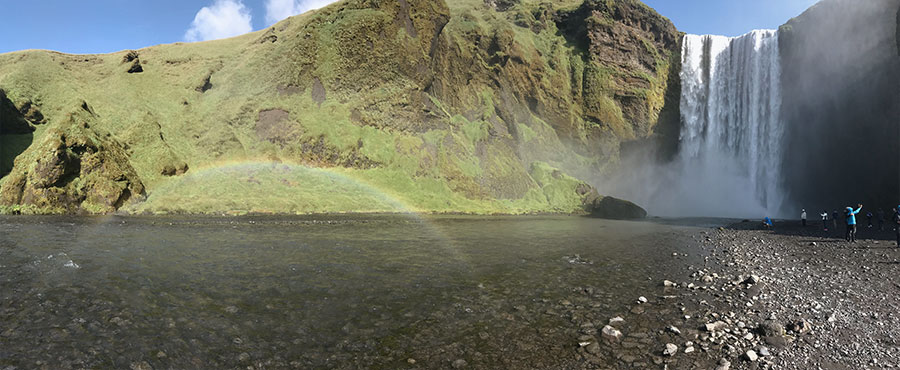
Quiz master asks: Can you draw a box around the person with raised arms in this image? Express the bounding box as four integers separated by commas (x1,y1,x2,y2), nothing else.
845,204,863,243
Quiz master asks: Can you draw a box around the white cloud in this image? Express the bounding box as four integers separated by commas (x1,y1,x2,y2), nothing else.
185,0,254,42
265,0,339,25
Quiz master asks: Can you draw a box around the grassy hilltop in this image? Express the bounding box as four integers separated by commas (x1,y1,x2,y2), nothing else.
0,0,679,215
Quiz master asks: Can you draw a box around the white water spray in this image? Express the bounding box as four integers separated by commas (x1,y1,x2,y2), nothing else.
603,30,787,219
676,30,786,217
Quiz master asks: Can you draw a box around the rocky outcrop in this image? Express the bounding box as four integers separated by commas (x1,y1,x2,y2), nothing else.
558,0,681,139
586,196,647,220
0,104,145,214
779,0,900,210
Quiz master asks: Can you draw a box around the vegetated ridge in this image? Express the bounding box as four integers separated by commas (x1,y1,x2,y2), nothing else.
0,0,679,215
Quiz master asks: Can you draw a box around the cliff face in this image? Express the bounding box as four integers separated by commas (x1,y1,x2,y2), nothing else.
779,0,900,210
0,0,678,215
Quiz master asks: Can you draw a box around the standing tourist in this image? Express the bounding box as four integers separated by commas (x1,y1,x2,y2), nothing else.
801,209,807,227
845,204,863,243
820,211,829,231
832,210,839,230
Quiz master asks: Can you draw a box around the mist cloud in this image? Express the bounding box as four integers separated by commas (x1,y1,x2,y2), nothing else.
185,0,253,42
265,0,338,25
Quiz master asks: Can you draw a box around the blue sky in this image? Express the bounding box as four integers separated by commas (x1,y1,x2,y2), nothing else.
642,0,821,37
0,0,822,55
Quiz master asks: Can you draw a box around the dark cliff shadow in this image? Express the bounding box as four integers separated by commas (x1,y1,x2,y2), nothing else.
0,133,33,178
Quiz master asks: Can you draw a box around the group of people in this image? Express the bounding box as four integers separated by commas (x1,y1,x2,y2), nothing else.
798,205,900,245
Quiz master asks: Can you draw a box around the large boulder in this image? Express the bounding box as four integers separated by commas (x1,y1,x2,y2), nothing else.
587,196,647,220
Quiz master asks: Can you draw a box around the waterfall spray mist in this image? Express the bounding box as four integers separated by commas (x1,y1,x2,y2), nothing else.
602,30,789,219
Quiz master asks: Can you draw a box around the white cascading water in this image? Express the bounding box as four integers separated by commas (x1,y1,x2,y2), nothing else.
674,30,786,218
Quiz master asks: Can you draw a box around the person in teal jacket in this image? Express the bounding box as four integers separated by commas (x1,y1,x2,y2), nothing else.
845,204,863,242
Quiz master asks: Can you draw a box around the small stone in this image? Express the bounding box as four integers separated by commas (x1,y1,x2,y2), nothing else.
663,280,677,288
743,275,760,285
130,361,152,370
758,320,784,337
609,316,625,325
684,346,695,354
637,296,648,304
585,342,601,354
663,343,678,356
238,353,250,362
789,319,812,334
452,359,468,368
827,312,837,322
667,326,681,335
703,321,727,332
407,358,416,365
744,350,758,362
225,306,239,314
601,325,623,342
758,347,770,357
156,351,167,358
716,359,731,370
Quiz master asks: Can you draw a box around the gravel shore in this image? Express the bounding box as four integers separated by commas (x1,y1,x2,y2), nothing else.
579,220,900,369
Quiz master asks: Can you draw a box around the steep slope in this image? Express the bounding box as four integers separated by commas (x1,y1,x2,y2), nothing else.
779,0,900,210
0,0,679,215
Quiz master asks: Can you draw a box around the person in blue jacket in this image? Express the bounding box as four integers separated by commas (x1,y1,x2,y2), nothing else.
845,204,863,242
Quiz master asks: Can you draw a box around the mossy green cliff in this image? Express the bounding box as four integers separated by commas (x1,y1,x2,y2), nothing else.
0,0,679,215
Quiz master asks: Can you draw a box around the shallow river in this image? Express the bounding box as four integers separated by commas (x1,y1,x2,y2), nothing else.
0,215,709,369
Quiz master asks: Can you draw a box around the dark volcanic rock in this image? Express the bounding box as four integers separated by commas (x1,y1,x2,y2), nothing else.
587,196,647,219
779,0,900,208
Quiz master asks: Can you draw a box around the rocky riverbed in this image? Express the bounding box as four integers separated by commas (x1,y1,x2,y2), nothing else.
580,220,900,369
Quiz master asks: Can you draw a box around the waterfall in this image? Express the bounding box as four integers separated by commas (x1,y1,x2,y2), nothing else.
671,30,786,217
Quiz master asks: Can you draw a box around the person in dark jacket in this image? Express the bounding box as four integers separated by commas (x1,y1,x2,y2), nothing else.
820,211,829,231
846,205,862,242
866,212,874,228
